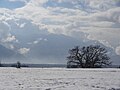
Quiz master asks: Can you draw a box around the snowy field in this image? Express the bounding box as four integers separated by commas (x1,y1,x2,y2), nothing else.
0,68,120,90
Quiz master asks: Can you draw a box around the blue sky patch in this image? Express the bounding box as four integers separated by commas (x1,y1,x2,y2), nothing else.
0,0,25,9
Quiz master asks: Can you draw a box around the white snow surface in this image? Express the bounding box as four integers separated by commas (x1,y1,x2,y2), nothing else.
0,68,120,90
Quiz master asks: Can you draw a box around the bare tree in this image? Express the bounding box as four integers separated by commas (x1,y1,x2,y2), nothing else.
0,60,2,67
67,45,111,68
16,61,21,68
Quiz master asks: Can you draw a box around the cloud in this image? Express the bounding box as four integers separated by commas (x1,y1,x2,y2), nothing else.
18,48,30,55
116,46,120,55
79,7,120,50
91,7,120,23
33,40,39,44
9,44,14,49
0,21,10,42
2,35,16,42
33,38,47,44
15,22,26,28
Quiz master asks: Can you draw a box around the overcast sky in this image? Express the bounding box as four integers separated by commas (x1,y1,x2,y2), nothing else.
0,0,120,64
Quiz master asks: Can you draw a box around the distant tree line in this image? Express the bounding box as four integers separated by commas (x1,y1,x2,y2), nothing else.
11,61,28,68
0,61,3,67
0,61,28,68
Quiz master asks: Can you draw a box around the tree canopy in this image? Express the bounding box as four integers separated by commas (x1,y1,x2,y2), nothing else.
67,45,111,68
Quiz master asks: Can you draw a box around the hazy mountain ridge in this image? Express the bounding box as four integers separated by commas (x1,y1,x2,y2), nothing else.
0,44,24,60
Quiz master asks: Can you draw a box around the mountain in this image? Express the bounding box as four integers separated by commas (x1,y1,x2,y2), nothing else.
0,44,24,61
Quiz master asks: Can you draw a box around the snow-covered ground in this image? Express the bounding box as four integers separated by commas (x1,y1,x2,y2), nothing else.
0,68,120,90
